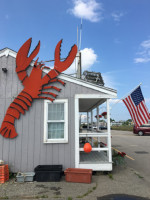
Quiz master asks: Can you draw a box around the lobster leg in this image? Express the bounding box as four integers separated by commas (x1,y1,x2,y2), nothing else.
38,96,54,102
41,92,58,98
42,86,61,92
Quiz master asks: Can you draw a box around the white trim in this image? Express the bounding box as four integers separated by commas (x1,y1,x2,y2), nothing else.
106,99,112,162
75,94,113,171
78,163,112,171
79,148,108,151
0,48,35,66
43,99,68,143
75,94,116,99
75,97,79,168
0,48,17,58
79,133,108,137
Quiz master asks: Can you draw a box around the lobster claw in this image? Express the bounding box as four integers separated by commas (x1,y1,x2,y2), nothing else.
54,40,77,73
16,38,40,82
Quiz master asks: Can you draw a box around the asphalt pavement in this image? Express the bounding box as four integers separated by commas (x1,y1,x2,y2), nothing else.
111,130,150,184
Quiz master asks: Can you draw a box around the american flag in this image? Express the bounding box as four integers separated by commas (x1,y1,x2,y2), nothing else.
122,86,149,127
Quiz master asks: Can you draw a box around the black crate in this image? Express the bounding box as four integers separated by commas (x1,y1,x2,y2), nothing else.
35,165,62,172
34,165,62,182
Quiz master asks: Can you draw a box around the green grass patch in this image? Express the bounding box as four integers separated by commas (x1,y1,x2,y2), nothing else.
67,197,73,200
108,173,114,180
111,125,133,131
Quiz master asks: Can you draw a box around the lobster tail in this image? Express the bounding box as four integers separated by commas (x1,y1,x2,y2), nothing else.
0,89,33,138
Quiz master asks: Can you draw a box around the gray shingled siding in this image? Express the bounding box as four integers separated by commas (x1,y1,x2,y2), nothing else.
0,55,103,172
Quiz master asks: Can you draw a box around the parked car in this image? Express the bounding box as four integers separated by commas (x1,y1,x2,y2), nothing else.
133,124,150,136
99,126,107,130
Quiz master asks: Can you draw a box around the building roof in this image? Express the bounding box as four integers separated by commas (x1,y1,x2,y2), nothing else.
0,47,117,98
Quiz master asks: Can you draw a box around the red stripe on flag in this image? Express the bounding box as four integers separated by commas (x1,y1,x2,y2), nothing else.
123,97,138,126
138,103,148,124
128,96,141,126
136,104,146,125
141,101,149,119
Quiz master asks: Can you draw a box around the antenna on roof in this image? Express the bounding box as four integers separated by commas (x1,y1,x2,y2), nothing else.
76,18,82,79
79,18,82,51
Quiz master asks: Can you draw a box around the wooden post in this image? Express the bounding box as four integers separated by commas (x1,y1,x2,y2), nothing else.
91,110,93,146
87,112,89,130
106,99,112,162
97,106,100,150
91,110,93,132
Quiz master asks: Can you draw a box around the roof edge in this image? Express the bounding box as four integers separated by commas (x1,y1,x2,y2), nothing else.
0,48,17,58
0,48,117,97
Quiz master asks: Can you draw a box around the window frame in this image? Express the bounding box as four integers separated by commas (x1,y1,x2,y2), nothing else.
44,99,68,143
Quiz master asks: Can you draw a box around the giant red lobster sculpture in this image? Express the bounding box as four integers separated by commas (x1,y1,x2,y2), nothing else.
0,38,77,138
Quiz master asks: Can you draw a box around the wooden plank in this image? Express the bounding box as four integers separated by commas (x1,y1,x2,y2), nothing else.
0,56,7,98
27,103,35,171
70,97,75,168
20,104,29,172
39,102,48,165
33,100,42,168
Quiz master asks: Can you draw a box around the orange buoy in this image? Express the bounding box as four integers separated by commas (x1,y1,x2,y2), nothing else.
84,143,92,153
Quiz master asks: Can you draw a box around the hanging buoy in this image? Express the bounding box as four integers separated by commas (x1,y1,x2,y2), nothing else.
84,143,92,153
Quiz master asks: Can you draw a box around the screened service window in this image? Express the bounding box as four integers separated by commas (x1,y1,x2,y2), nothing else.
44,99,68,143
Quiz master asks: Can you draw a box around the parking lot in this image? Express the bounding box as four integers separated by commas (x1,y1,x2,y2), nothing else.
111,130,150,183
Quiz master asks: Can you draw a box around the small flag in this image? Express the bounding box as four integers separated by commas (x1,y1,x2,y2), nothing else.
122,86,149,127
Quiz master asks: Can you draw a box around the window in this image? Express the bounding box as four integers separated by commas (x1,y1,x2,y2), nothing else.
44,99,68,143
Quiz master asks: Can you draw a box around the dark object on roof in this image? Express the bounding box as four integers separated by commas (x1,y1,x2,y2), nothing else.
83,71,104,86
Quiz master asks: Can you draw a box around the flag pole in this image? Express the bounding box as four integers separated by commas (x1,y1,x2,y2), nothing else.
110,83,142,109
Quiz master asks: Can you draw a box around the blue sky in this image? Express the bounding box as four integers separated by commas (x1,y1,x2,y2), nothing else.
0,0,150,121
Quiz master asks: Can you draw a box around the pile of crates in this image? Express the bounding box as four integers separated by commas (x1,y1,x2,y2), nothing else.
0,164,9,183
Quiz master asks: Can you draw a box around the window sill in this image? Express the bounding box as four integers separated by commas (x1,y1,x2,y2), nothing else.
44,139,68,144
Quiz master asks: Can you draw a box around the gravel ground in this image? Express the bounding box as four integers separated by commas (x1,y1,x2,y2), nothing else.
0,165,150,200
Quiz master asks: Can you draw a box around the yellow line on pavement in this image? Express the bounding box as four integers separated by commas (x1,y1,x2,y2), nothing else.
112,147,135,161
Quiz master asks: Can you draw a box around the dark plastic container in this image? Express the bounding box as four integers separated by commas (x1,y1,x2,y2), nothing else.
34,165,62,182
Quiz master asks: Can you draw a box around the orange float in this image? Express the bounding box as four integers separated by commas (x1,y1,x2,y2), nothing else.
84,143,92,153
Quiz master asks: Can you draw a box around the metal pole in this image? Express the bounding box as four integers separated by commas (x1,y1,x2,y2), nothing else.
77,51,82,79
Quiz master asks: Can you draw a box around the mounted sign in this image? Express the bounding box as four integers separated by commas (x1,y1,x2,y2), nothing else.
0,38,77,138
83,71,104,86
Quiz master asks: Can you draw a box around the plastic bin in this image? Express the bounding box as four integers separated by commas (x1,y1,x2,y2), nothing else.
64,168,92,184
16,172,35,182
34,165,62,182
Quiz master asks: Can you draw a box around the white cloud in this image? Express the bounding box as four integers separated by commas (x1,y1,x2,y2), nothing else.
65,47,97,74
102,72,117,89
109,99,123,104
111,11,125,22
68,0,103,22
81,48,97,69
134,39,150,63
